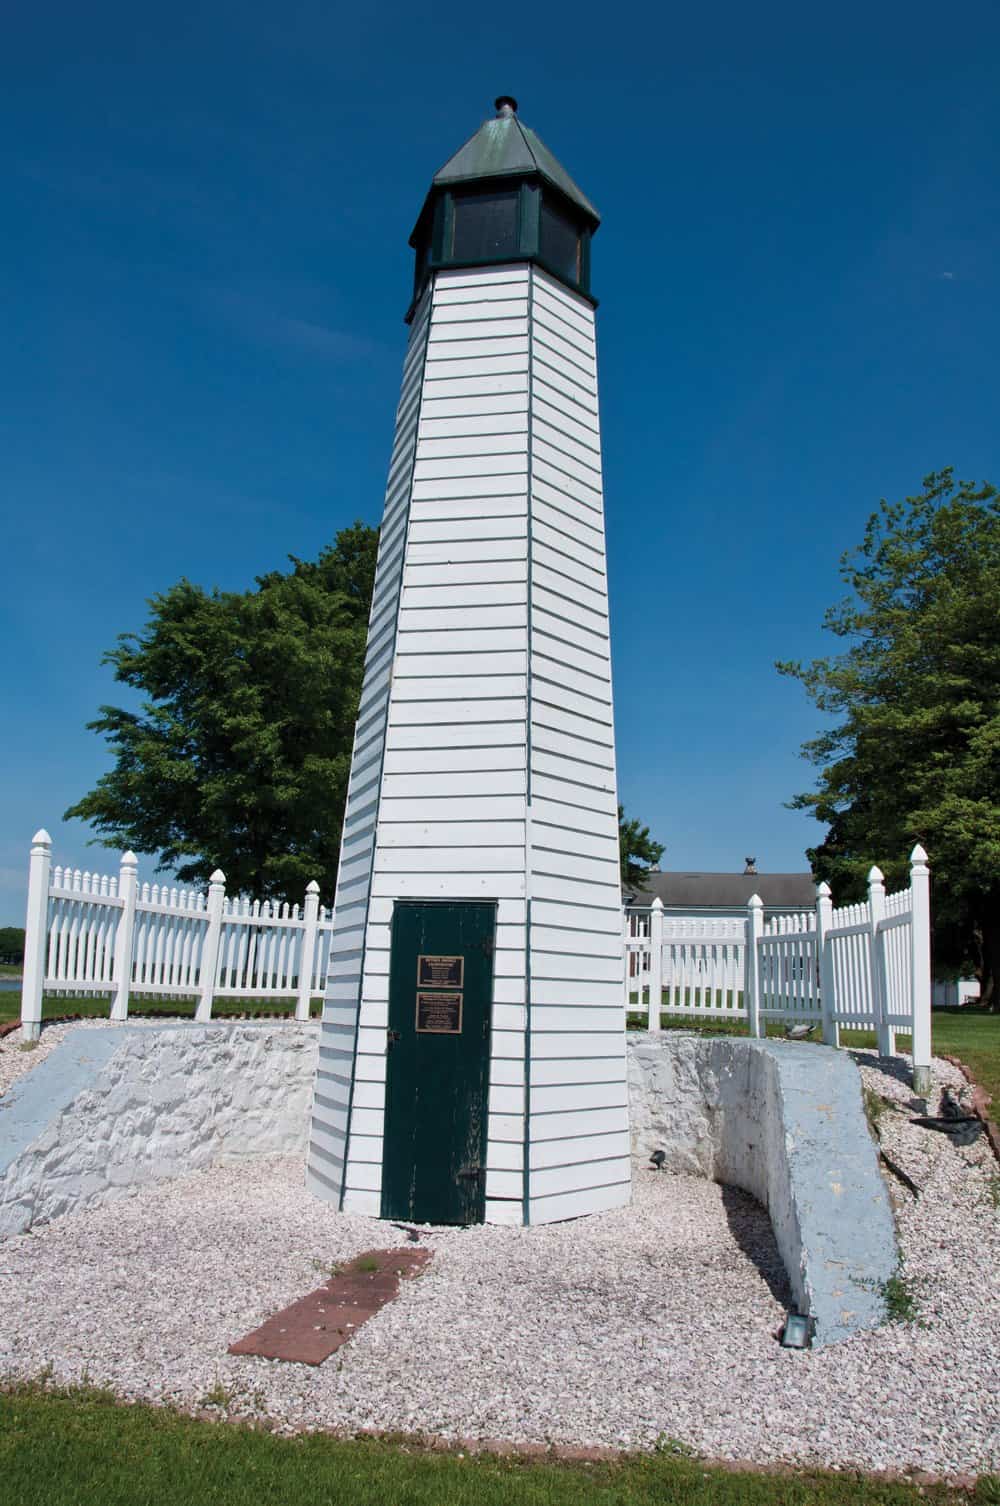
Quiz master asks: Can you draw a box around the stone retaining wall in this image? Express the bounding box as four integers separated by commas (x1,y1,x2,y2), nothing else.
628,1033,898,1344
0,1023,317,1238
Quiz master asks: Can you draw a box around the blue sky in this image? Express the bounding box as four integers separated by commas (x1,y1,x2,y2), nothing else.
2,0,999,923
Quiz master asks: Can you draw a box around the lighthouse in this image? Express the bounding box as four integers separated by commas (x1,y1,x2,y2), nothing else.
307,98,629,1226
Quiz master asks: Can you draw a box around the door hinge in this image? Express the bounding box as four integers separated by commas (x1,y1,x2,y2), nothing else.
481,936,494,959
456,1165,485,1182
386,1029,401,1047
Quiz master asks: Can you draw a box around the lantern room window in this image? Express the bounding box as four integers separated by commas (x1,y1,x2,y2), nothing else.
539,196,582,285
407,175,596,321
450,188,520,262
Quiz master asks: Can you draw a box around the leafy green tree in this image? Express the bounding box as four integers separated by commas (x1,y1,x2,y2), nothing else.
66,524,378,901
0,927,25,964
619,805,665,888
778,469,1000,1006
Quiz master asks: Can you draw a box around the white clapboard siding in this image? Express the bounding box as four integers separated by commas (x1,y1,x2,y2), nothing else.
334,269,533,1211
529,1180,631,1225
532,1080,629,1112
387,722,526,751
307,288,432,1205
530,783,617,831
530,658,612,710
390,678,527,705
308,259,627,1225
522,269,627,1220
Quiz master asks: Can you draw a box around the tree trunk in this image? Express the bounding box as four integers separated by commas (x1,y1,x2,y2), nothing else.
979,901,1000,1012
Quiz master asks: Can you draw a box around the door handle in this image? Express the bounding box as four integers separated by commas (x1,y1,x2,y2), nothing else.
456,1166,484,1182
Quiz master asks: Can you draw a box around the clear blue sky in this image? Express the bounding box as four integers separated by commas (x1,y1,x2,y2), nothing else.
3,0,999,923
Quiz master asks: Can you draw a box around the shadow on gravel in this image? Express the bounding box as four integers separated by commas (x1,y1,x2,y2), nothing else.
719,1184,792,1308
846,1050,913,1088
847,1050,934,1113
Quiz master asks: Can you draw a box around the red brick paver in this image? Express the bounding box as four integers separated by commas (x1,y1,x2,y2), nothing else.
228,1247,431,1366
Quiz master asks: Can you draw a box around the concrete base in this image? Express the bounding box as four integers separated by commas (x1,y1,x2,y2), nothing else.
628,1033,898,1346
1,1024,898,1346
912,1064,933,1098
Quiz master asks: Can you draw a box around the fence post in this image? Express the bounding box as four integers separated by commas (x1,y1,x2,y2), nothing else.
909,845,932,1096
622,911,631,1016
745,894,763,1037
110,851,138,1023
648,897,663,1033
21,829,52,1042
295,880,321,1022
816,880,838,1048
195,870,226,1023
867,866,891,1056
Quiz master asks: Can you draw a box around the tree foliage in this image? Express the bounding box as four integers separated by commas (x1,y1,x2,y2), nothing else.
778,469,1000,1004
0,927,25,963
619,805,665,888
66,524,378,900
68,519,667,909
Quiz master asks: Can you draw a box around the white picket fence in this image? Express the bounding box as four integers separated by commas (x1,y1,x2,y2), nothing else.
19,830,932,1089
20,831,335,1040
625,847,932,1087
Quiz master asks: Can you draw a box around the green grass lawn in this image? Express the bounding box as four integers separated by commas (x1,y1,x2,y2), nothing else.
0,1386,994,1506
0,962,22,978
3,989,997,1104
0,991,322,1025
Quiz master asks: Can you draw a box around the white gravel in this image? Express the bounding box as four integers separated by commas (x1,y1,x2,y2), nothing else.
0,1033,997,1475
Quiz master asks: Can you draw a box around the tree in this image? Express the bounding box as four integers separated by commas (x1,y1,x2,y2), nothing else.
778,469,1000,1006
66,524,378,900
0,927,25,964
619,805,665,888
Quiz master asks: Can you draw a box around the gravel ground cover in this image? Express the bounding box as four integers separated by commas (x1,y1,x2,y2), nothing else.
0,1031,997,1475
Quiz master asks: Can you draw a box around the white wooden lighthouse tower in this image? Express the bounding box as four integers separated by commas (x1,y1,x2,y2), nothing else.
307,98,628,1226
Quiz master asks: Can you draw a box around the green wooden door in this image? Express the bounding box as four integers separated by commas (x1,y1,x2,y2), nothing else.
381,901,496,1226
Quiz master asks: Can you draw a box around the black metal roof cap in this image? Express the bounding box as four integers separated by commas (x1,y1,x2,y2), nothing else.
409,96,600,242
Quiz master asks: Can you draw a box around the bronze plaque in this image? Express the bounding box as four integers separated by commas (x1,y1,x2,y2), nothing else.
416,991,463,1034
417,954,464,988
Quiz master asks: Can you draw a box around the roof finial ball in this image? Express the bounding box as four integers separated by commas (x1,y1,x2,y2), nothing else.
495,95,518,116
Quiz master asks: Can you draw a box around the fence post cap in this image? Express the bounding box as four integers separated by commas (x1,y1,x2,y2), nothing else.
817,880,832,898
306,879,320,894
650,895,663,911
121,850,138,868
868,865,884,884
31,828,52,848
209,869,226,885
748,892,763,910
910,843,929,865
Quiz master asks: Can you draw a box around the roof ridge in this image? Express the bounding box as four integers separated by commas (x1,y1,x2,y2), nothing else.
427,105,600,225
513,113,540,174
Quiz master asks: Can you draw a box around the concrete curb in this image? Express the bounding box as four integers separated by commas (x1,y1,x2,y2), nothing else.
628,1035,898,1346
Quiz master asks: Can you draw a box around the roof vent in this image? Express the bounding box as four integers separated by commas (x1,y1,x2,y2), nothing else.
495,95,518,116
744,857,758,875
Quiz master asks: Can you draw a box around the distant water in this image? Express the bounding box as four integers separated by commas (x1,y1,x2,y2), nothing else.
0,979,21,992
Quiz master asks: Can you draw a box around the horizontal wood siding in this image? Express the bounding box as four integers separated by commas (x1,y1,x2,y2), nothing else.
307,290,432,1206
526,267,629,1222
312,262,628,1225
340,266,532,1213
